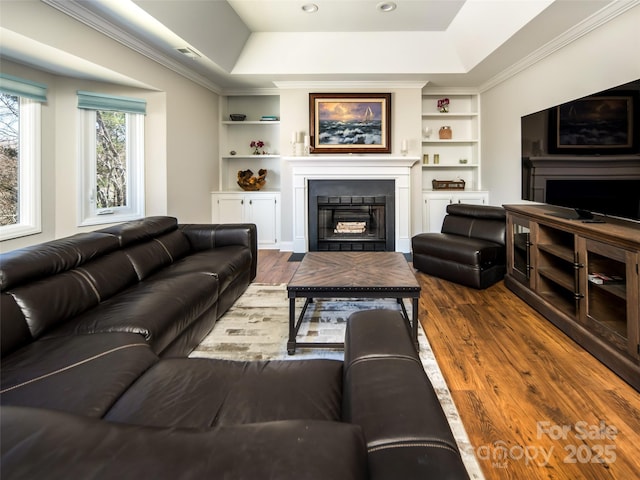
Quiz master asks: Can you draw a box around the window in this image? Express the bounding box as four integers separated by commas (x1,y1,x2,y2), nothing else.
0,74,45,241
78,91,146,226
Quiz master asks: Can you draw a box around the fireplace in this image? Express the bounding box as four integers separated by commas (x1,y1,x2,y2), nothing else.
286,155,418,253
308,179,395,251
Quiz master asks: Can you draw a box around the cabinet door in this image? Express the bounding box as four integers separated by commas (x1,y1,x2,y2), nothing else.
423,193,453,232
581,238,639,359
453,192,488,205
506,213,533,287
246,194,280,248
212,194,245,224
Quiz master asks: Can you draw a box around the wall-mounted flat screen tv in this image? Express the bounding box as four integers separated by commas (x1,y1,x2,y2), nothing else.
521,79,640,222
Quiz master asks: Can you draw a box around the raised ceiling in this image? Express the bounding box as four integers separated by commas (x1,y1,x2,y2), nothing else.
3,0,630,92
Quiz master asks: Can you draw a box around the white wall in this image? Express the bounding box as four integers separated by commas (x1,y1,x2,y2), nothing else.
481,4,640,207
1,2,219,251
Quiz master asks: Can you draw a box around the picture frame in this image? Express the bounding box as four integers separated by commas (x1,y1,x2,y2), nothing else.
309,93,391,154
548,91,638,154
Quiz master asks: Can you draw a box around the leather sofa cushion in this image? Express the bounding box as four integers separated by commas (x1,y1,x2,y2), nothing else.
106,358,343,428
0,232,119,291
151,245,252,293
122,230,192,280
2,407,367,480
442,204,506,246
412,233,504,267
8,268,103,339
97,216,178,247
1,292,34,357
46,272,219,354
180,223,258,280
4,250,138,342
0,333,157,417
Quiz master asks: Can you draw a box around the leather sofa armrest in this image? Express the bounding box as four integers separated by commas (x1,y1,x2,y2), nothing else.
343,310,469,480
179,224,258,281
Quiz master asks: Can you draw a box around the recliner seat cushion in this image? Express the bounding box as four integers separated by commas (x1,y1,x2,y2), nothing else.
105,358,343,428
151,245,253,294
0,333,158,417
412,233,504,267
46,272,219,354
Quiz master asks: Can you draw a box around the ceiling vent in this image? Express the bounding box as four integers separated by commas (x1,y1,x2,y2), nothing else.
176,47,201,58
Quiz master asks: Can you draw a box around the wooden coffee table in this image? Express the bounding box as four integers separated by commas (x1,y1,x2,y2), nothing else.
287,251,421,354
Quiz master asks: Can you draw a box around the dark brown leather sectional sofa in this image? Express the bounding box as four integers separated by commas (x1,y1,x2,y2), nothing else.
0,217,469,479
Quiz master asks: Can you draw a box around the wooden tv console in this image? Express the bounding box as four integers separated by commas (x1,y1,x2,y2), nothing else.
504,204,640,391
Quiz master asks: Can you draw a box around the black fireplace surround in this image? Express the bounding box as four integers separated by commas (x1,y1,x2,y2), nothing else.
308,179,395,252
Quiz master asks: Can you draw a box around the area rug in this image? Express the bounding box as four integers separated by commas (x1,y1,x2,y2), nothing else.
190,283,484,479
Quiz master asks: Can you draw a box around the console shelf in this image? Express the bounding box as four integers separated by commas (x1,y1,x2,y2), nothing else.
505,204,640,391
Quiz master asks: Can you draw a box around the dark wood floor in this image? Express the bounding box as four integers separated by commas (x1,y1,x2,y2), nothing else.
256,250,640,480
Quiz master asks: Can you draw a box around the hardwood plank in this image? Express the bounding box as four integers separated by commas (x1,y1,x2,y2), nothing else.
255,251,640,479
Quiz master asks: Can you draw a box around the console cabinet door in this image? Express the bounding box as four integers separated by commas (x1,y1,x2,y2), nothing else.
506,213,534,288
580,238,640,360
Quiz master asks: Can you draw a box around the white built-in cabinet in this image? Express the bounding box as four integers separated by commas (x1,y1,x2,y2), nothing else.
420,90,485,232
211,192,281,248
213,94,281,248
422,191,489,233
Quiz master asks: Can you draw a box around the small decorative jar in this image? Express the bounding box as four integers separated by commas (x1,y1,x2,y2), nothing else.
439,126,452,140
423,154,429,164
433,154,440,164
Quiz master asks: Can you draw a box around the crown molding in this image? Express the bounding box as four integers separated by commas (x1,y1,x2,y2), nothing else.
221,87,281,96
480,0,640,93
42,0,223,94
273,80,428,90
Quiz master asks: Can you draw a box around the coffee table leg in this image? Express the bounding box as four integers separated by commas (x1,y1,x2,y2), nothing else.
287,297,296,355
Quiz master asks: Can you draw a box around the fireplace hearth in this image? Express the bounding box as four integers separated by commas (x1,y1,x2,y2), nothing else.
308,179,395,251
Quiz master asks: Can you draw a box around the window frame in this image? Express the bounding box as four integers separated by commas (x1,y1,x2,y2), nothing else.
0,98,42,241
78,108,145,227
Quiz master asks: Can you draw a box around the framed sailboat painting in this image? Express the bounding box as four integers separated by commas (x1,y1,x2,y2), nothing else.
309,93,392,154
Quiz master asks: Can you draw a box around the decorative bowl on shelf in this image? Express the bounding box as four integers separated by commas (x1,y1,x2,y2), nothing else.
229,114,246,121
237,169,267,191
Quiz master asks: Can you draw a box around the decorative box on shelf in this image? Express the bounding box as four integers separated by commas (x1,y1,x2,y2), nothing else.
432,179,465,190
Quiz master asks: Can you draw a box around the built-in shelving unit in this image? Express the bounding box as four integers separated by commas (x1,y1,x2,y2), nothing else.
419,90,486,232
421,91,480,191
214,93,282,248
505,204,640,391
218,94,281,192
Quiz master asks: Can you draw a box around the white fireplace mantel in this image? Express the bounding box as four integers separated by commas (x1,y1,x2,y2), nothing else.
285,155,419,253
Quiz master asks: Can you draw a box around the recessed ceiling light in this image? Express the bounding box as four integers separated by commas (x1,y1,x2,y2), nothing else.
301,3,319,13
377,2,397,12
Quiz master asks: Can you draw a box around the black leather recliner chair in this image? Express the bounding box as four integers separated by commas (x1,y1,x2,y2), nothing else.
412,203,507,289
